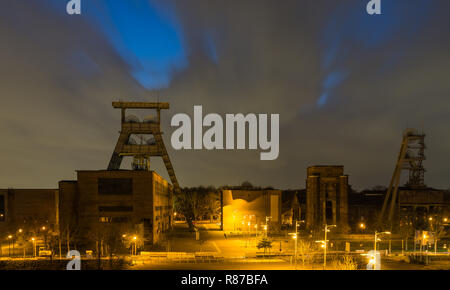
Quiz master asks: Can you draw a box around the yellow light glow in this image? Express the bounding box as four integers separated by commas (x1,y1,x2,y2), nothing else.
122,234,127,238
8,235,12,239
360,223,365,228
254,224,258,229
292,234,297,240
42,226,46,230
133,236,137,240
321,244,325,248
263,225,267,230
18,229,23,233
444,218,448,222
31,238,35,241
429,217,433,221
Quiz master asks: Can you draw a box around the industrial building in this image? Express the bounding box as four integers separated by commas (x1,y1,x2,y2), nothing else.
0,189,59,235
0,170,173,256
59,170,172,248
0,102,177,256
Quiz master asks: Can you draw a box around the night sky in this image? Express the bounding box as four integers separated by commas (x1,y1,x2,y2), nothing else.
1,0,450,190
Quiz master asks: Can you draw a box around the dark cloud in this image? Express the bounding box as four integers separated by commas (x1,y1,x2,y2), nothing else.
0,1,147,187
153,0,450,190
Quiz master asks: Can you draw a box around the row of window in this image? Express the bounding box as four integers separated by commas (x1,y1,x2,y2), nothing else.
98,206,133,212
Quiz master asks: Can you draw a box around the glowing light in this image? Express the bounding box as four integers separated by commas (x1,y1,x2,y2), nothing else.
8,235,12,239
360,223,365,229
42,226,46,231
18,229,23,233
368,255,376,265
429,217,433,221
133,236,137,240
444,218,448,222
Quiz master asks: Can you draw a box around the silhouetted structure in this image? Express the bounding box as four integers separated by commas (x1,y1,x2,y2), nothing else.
107,102,181,194
59,170,172,247
381,128,427,224
222,189,282,232
306,166,349,232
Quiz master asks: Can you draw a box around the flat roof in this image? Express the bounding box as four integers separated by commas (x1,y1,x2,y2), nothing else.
76,169,155,173
307,165,344,168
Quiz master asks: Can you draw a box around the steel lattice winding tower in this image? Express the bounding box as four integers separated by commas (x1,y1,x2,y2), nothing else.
107,101,181,194
380,128,426,225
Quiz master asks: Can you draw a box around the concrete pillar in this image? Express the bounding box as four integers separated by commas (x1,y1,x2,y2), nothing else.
339,175,349,232
306,176,319,229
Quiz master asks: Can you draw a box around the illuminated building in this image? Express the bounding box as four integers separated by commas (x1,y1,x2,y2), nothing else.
59,170,173,247
221,189,282,233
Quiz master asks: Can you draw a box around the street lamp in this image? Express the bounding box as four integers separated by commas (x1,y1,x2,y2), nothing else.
17,229,25,258
374,231,391,252
373,231,391,268
323,224,336,269
264,216,272,238
7,235,13,257
288,220,302,269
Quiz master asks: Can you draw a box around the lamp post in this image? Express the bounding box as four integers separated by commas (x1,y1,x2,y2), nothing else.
374,231,391,252
41,226,48,252
265,216,272,238
7,235,12,257
18,229,25,258
323,224,336,269
247,222,251,247
374,231,391,268
31,238,36,257
294,221,300,269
